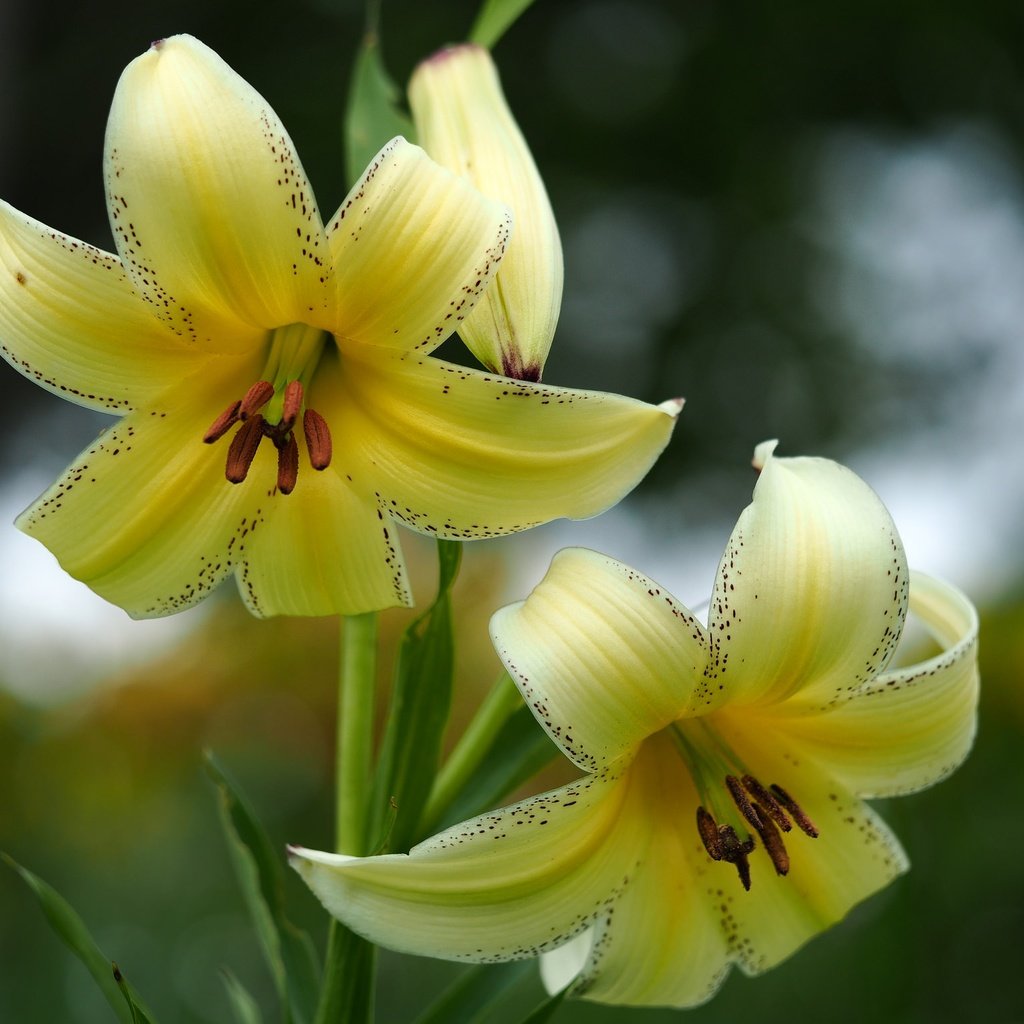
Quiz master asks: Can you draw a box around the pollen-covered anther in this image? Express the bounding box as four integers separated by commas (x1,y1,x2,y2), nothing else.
239,380,275,419
741,775,792,832
276,434,299,495
696,806,724,860
770,784,820,838
304,408,332,470
753,806,790,876
225,415,265,483
726,774,763,831
280,379,303,430
718,824,754,891
203,400,241,443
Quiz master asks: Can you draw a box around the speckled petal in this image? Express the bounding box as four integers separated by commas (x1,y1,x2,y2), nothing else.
409,45,562,380
703,713,909,976
328,345,682,540
326,137,511,354
765,572,979,797
104,35,333,347
0,200,207,412
705,442,909,709
16,353,272,618
491,548,709,773
542,736,732,1008
238,352,412,616
290,759,647,964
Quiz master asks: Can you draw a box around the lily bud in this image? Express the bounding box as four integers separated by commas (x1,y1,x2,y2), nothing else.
409,44,562,382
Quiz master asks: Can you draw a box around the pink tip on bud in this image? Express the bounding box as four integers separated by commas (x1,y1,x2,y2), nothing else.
303,409,332,470
658,397,686,417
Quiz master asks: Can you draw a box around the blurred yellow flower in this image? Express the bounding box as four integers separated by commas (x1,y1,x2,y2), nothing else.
291,441,979,1006
0,35,681,618
410,43,562,381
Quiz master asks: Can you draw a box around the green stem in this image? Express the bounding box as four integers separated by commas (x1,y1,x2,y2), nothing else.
336,612,378,854
315,613,379,1024
419,671,521,835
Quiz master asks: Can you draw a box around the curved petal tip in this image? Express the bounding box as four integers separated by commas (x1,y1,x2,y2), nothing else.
659,397,686,417
752,438,780,470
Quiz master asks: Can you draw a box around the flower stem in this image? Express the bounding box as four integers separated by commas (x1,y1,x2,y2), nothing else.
315,613,379,1024
419,670,521,835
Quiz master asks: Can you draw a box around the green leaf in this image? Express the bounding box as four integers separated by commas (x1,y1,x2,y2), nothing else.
205,755,320,1024
469,0,538,48
313,922,376,1024
345,30,415,188
221,969,265,1024
519,989,567,1023
3,854,157,1024
439,704,560,829
370,541,462,853
414,961,535,1024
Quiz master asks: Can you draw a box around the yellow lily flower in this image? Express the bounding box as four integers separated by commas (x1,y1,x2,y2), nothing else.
290,441,979,1007
409,44,562,381
0,35,681,618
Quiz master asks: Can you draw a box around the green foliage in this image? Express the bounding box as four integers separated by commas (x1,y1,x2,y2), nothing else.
222,970,266,1024
415,961,535,1024
3,854,158,1024
469,0,538,48
345,31,415,188
370,540,462,853
313,923,376,1024
521,990,567,1023
206,755,320,1024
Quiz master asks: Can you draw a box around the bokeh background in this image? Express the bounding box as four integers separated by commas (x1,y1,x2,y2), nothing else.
1,0,1022,1021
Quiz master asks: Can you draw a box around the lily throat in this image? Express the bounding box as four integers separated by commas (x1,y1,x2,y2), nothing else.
670,720,819,891
202,323,333,495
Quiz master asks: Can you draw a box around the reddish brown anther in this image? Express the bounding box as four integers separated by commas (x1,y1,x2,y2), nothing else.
753,805,790,875
304,408,332,470
718,825,753,891
726,774,762,831
770,784,820,838
281,380,304,430
239,380,275,419
225,415,265,483
742,775,792,832
203,400,241,444
696,807,724,861
276,434,299,494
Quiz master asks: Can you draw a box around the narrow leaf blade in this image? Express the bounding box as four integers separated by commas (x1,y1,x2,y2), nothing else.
414,961,534,1024
469,0,538,48
221,969,266,1024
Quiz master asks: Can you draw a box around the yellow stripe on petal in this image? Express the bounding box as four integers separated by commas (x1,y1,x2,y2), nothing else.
105,35,333,345
17,354,270,618
491,549,708,773
706,443,910,709
410,45,562,380
239,465,411,618
291,760,646,964
329,346,681,539
326,137,512,353
0,201,206,411
766,572,979,797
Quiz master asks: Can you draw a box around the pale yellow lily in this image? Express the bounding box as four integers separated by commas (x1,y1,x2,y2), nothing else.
409,43,562,381
290,441,979,1007
0,35,680,618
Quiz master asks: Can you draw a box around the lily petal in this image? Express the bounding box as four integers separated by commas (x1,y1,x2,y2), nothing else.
0,200,206,411
706,442,909,708
707,716,909,975
329,345,682,540
104,35,332,346
491,548,709,773
17,354,270,618
327,137,512,354
765,572,979,797
290,760,645,963
544,736,731,1008
409,45,562,380
238,352,412,616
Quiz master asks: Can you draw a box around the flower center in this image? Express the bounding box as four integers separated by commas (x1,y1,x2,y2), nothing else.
202,323,333,495
670,720,819,891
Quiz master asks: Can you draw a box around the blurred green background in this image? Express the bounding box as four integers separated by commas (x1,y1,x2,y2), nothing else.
1,0,1022,1021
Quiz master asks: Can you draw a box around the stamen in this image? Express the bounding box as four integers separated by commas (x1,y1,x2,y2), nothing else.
742,776,792,832
225,415,265,483
203,400,241,444
276,434,299,495
281,380,303,430
239,380,275,419
718,825,753,891
770,784,820,838
726,774,763,831
696,807,724,860
752,804,790,875
304,409,333,470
